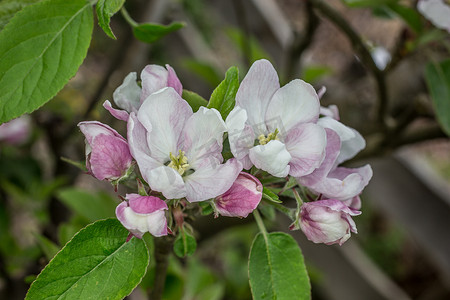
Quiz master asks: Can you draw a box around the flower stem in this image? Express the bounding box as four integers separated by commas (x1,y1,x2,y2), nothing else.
262,199,295,220
292,188,303,206
150,235,174,300
253,209,268,239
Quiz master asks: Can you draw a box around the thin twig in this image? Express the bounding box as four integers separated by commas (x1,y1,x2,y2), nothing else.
284,2,320,82
309,0,388,128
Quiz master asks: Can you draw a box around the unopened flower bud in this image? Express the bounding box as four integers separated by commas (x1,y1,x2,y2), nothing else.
116,194,168,238
78,121,133,182
299,199,361,246
214,172,262,218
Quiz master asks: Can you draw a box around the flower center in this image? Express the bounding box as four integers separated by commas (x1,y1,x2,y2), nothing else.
258,128,279,145
168,150,190,175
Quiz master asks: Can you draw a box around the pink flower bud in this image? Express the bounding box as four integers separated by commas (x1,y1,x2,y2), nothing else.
299,199,361,246
0,115,31,145
78,121,133,181
214,172,262,218
116,194,168,238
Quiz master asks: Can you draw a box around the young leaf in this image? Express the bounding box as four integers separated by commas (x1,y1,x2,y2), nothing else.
173,230,197,258
133,22,185,44
0,0,93,123
26,219,149,300
96,0,125,39
262,187,282,203
386,3,423,33
207,66,239,119
182,89,208,112
425,59,450,136
248,232,310,300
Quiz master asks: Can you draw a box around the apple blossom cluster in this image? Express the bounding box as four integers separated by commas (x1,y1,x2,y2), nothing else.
78,59,372,246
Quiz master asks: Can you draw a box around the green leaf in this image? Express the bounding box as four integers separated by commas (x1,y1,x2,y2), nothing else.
133,22,184,44
342,0,397,8
182,89,208,112
207,66,239,119
262,187,281,203
302,65,333,83
26,219,149,300
386,3,423,33
425,59,450,136
182,59,222,87
57,188,117,222
248,232,310,300
96,0,125,39
0,0,41,31
0,0,93,123
173,230,197,258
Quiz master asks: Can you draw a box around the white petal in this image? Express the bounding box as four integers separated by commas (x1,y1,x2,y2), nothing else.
138,88,193,163
285,123,326,177
127,113,161,184
184,158,242,202
318,117,365,164
146,166,187,199
226,106,255,167
249,140,291,177
418,0,450,33
146,210,168,237
182,107,226,168
113,72,141,112
236,59,280,133
266,79,320,133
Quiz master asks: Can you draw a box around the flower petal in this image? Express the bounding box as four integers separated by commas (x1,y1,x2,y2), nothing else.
266,79,320,133
127,113,160,183
285,123,326,177
182,107,226,168
146,165,187,199
249,140,291,177
78,121,123,145
225,106,255,169
89,134,133,181
235,59,280,133
103,100,129,121
146,210,168,237
166,64,183,95
112,72,141,112
126,194,168,214
183,158,242,202
297,128,341,187
138,88,193,163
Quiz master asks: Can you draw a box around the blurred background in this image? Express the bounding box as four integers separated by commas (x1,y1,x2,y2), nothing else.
0,0,449,299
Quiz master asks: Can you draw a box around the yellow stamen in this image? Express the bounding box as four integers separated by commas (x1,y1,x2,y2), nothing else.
258,128,280,145
168,150,190,175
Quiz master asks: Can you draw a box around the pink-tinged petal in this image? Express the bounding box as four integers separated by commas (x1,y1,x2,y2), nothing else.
166,64,183,95
103,100,129,121
249,140,291,177
127,113,160,183
116,200,168,238
342,195,362,210
320,104,340,120
226,106,255,169
138,88,193,163
285,123,326,177
78,121,124,145
113,72,141,112
311,165,373,200
146,165,187,199
140,64,183,103
126,194,168,214
266,79,320,133
182,107,226,168
214,172,262,217
317,86,327,100
146,210,168,237
297,128,341,187
418,0,450,33
89,134,133,181
184,158,243,202
236,59,280,132
318,117,365,164
299,199,360,245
